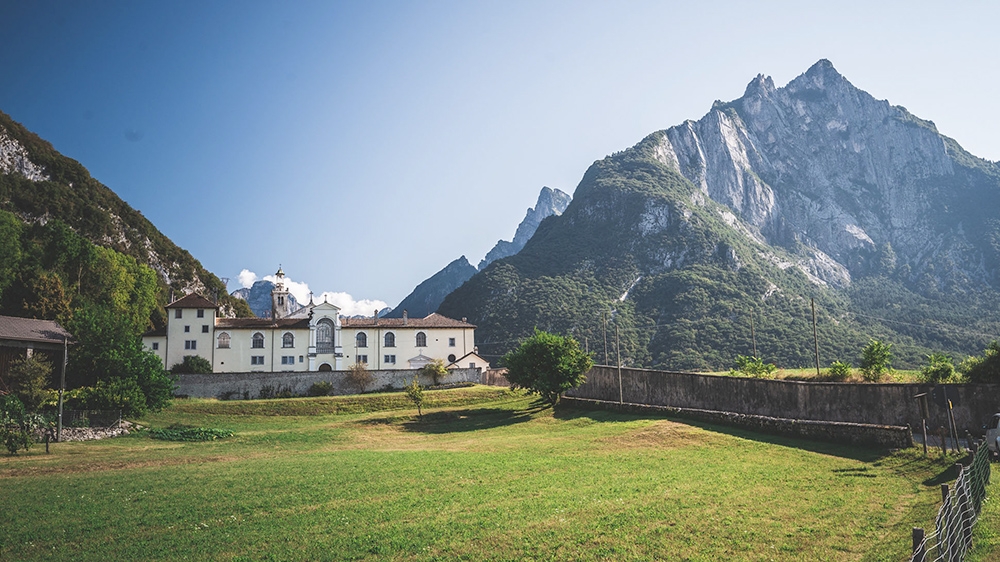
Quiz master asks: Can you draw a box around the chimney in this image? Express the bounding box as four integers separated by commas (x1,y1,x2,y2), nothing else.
403,309,408,326
462,317,467,322
374,309,378,326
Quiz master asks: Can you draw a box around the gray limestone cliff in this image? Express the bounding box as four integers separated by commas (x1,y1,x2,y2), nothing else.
231,280,301,318
649,59,1000,289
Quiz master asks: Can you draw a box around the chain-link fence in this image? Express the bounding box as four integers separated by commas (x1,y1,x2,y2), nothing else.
909,440,992,562
58,409,122,428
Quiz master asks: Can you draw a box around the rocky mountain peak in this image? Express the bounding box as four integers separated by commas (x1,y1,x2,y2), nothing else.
742,73,776,99
479,186,572,269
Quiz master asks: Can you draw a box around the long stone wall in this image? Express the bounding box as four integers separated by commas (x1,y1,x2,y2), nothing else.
563,397,913,449
175,368,481,399
566,366,1000,434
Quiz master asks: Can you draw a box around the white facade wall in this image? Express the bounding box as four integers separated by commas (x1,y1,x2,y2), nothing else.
340,326,475,370
213,328,312,373
164,307,216,370
145,335,167,367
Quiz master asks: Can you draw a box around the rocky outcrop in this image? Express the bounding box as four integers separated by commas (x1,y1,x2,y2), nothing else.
384,256,477,319
231,280,301,318
0,128,48,182
479,186,572,269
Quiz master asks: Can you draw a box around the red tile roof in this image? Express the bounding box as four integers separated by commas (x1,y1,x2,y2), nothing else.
166,293,218,309
215,317,311,330
0,315,72,344
341,313,475,329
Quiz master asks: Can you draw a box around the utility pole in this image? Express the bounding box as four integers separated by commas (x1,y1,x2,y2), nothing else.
750,309,757,358
811,298,821,376
603,311,609,366
57,336,67,442
616,323,623,404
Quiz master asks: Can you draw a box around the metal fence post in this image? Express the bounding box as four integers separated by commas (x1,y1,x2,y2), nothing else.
911,527,925,562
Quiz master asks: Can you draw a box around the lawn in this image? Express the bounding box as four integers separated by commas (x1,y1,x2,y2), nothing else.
0,386,992,561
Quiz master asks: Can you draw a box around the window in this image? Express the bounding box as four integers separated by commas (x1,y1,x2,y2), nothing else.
277,296,284,306
217,332,230,349
197,309,204,318
252,332,265,348
282,332,294,348
184,325,190,333
281,355,295,365
356,332,368,348
251,356,264,365
299,356,304,363
448,354,456,363
384,354,396,364
184,340,197,350
384,332,395,347
469,362,476,369
174,309,182,319
202,325,210,333
356,355,368,364
151,342,159,350
316,319,334,352
449,337,456,347
416,332,427,347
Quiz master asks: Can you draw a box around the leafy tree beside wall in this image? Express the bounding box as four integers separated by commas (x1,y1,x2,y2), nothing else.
503,329,593,404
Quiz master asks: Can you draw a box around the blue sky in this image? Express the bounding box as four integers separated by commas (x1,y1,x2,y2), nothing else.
2,1,998,310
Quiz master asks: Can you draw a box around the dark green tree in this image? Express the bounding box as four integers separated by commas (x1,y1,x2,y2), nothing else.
67,304,174,415
6,355,52,412
502,328,593,404
960,341,1000,383
860,339,893,382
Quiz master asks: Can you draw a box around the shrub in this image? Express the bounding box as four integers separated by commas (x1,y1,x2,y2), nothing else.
922,353,959,383
7,355,52,412
730,355,776,379
77,376,149,417
150,424,233,441
307,381,334,397
502,329,593,404
960,340,1000,383
404,376,425,418
345,362,374,394
827,361,852,381
1,395,43,455
860,339,893,382
419,359,449,386
170,355,213,374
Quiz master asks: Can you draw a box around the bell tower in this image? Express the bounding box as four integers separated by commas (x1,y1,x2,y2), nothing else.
271,265,291,319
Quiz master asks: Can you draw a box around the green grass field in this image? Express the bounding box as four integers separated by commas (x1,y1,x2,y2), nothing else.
1,386,994,561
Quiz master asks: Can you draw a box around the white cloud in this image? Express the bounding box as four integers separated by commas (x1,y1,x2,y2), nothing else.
238,269,258,289
238,268,387,317
316,292,388,317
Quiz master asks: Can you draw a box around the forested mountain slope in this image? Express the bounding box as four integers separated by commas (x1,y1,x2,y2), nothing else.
0,110,250,331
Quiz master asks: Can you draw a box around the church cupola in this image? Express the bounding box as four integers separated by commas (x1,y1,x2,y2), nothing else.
271,265,291,319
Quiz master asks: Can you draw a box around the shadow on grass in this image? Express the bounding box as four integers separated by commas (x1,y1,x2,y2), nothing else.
373,401,552,434
552,402,891,463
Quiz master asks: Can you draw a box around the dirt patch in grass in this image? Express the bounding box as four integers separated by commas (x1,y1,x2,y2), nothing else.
597,419,726,451
0,453,251,479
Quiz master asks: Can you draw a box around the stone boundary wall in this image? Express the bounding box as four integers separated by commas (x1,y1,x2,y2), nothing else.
562,397,913,449
480,368,510,387
175,368,481,399
566,366,1000,433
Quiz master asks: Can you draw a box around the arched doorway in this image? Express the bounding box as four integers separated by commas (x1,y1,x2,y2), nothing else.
318,363,333,372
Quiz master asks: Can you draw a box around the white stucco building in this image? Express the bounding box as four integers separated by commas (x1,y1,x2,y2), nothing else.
143,268,481,373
